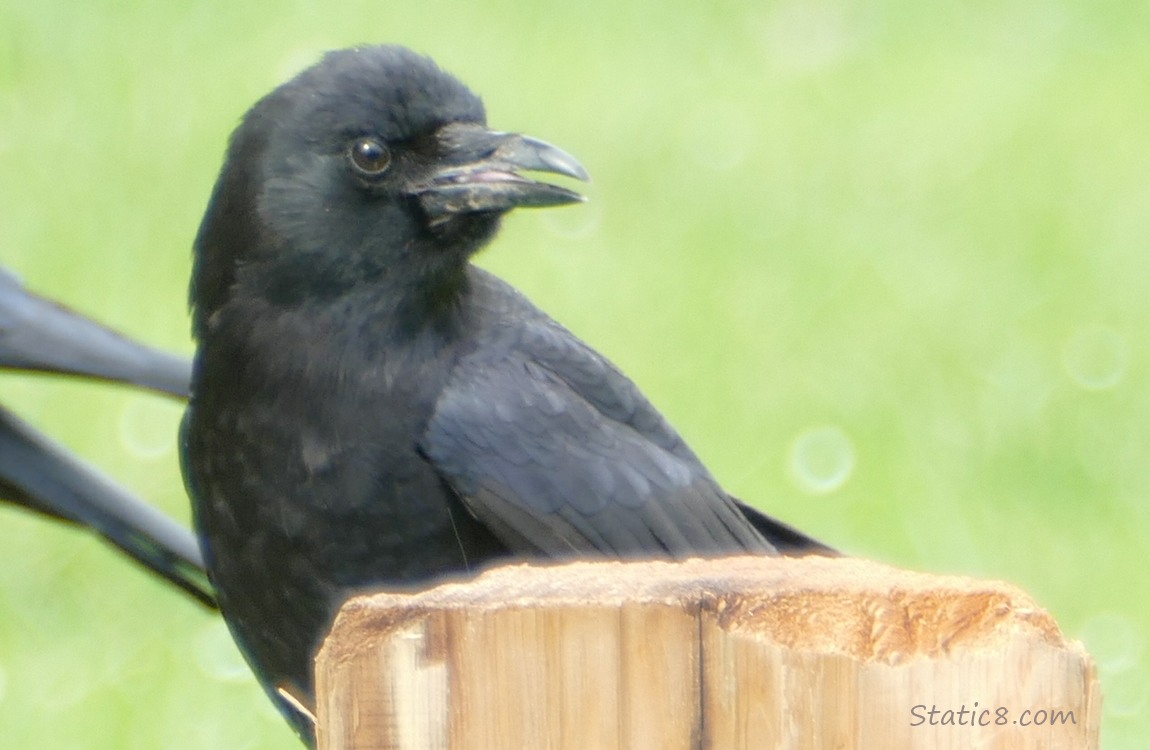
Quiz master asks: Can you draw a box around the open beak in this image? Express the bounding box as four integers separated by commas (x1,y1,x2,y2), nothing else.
411,123,590,223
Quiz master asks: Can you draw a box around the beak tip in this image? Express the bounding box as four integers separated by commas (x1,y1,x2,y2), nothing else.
562,160,591,183
513,134,590,183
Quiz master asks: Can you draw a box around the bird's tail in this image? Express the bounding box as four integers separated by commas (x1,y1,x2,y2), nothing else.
0,405,216,608
0,266,190,397
0,266,212,606
732,497,837,557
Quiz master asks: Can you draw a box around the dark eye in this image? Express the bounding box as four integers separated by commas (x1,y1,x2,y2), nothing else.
348,137,392,175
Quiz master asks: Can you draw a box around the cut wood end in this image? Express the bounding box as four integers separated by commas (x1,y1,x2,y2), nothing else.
322,556,1069,668
317,556,1099,750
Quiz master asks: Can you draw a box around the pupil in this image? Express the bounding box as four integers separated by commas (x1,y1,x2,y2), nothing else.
353,138,388,172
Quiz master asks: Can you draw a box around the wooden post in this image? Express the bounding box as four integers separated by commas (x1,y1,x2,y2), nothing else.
315,556,1100,750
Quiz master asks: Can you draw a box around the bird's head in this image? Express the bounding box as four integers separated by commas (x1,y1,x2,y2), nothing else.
191,45,588,334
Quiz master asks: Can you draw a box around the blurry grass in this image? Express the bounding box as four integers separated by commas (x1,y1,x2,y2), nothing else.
1,0,1148,747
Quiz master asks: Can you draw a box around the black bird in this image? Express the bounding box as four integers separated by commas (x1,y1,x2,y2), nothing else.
0,265,215,606
183,45,830,742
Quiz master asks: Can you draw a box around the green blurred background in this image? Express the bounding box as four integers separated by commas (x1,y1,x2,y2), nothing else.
1,0,1147,746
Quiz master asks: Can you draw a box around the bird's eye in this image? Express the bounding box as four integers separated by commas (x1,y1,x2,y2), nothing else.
348,137,392,176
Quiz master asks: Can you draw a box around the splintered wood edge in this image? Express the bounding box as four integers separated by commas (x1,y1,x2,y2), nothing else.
318,555,1074,669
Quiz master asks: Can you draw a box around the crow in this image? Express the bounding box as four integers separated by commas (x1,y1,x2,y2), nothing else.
183,44,831,742
0,265,215,607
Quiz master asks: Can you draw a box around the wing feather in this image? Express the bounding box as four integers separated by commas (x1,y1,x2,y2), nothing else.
421,319,774,558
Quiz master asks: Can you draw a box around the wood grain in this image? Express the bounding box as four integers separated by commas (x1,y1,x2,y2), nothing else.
316,556,1100,750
